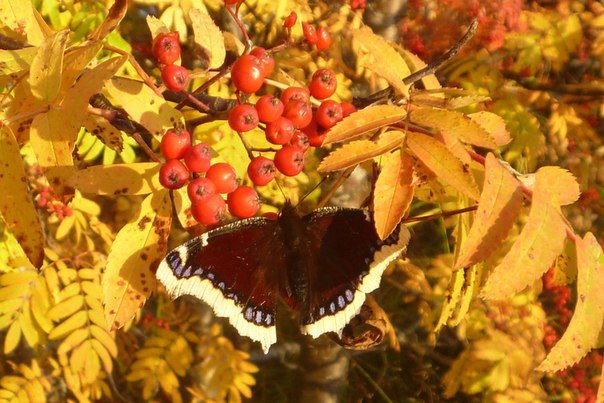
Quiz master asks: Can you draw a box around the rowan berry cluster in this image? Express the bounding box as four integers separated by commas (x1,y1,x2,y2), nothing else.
36,186,72,221
152,31,190,92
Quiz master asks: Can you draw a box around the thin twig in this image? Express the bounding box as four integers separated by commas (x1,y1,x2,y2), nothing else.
403,206,478,224
103,44,164,97
317,166,356,208
226,1,252,53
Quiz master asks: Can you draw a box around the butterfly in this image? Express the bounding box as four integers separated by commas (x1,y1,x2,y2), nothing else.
156,202,410,353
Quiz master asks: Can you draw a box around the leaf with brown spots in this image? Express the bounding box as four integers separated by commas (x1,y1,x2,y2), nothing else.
538,232,604,371
102,189,172,330
29,30,69,103
481,167,572,300
65,162,162,196
455,154,524,269
372,150,414,240
82,114,123,152
0,0,48,46
0,127,44,267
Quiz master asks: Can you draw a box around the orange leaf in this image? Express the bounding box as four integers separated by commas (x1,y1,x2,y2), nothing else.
318,130,405,172
0,127,44,267
410,108,498,149
103,190,172,330
406,132,480,200
533,166,580,206
373,150,415,240
538,232,604,371
190,8,225,69
468,111,511,147
322,105,407,145
481,167,570,300
455,154,524,269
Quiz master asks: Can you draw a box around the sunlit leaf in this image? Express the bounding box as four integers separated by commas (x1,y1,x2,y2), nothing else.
66,163,162,196
89,0,128,41
29,30,69,102
0,47,38,76
190,8,226,69
468,111,511,147
0,0,48,46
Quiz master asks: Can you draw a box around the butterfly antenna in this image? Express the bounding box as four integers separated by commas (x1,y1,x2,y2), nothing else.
274,179,288,205
294,175,329,210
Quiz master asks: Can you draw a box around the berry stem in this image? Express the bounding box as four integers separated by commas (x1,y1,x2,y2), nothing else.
225,1,252,53
103,44,164,97
177,68,231,110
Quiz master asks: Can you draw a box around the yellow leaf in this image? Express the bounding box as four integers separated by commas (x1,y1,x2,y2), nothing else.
18,308,41,347
190,8,226,69
406,132,480,200
55,214,75,240
29,30,69,102
48,310,88,340
352,26,411,97
318,130,404,172
0,48,38,76
103,190,172,330
65,163,162,196
57,328,88,356
533,166,580,206
91,338,114,373
0,126,44,267
4,320,21,353
89,0,128,41
105,76,185,140
29,109,75,171
373,150,414,240
410,108,498,150
82,114,124,152
172,186,197,230
468,112,511,147
538,232,604,371
59,42,103,96
398,48,441,91
48,295,85,322
455,154,524,268
0,0,47,46
322,105,407,145
90,325,117,357
146,15,170,39
481,168,569,300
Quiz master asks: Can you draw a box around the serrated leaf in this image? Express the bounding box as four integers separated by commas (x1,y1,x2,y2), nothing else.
318,130,405,172
411,108,498,150
468,111,511,147
352,26,411,97
48,310,88,340
481,167,569,300
103,190,172,330
66,163,162,196
190,8,225,69
539,232,604,371
406,132,480,200
0,47,38,76
0,127,44,267
533,166,580,206
455,154,524,268
105,76,185,140
322,105,407,145
29,30,69,102
373,150,414,240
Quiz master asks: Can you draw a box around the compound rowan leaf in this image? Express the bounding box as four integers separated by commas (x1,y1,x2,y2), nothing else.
481,167,570,300
411,108,499,150
468,111,511,147
373,150,414,240
352,26,411,97
0,127,44,267
318,130,405,172
66,163,162,196
105,76,185,141
538,232,604,371
406,131,480,201
103,190,172,330
190,8,226,69
322,105,407,145
29,30,69,103
455,154,524,269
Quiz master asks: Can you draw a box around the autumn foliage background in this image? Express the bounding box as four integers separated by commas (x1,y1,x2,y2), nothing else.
0,0,603,401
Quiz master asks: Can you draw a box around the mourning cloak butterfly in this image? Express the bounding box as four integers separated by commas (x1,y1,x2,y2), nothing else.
156,203,410,353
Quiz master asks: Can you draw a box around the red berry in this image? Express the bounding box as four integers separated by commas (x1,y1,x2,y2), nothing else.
161,128,191,160
206,163,238,194
191,194,226,226
316,26,332,51
283,100,313,129
340,101,357,117
227,186,260,218
309,68,337,99
161,64,190,92
228,104,259,132
159,159,189,189
231,55,264,94
308,131,326,147
255,95,284,123
302,119,326,146
274,146,305,176
187,177,216,203
302,22,318,44
152,32,181,65
283,11,297,28
250,47,275,77
265,117,295,145
281,86,310,105
316,100,343,129
184,142,212,173
225,0,241,5
290,131,310,152
247,156,276,186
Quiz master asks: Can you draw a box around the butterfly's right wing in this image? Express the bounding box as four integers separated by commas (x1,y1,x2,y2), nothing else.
157,217,285,353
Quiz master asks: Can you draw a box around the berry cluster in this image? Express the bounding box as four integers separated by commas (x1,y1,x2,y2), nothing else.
36,186,72,220
152,32,190,92
158,128,260,225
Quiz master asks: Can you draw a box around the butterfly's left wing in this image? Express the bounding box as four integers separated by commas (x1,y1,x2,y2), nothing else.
156,217,285,353
300,208,410,339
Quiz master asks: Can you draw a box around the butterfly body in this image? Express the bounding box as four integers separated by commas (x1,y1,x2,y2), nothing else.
156,204,410,353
